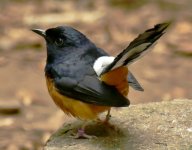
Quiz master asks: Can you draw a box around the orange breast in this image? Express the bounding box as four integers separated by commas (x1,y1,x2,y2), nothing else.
46,76,109,120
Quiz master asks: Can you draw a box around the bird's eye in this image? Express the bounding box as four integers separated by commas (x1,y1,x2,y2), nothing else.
55,38,64,46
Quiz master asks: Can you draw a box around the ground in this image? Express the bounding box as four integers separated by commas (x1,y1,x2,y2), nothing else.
0,0,191,150
45,99,192,150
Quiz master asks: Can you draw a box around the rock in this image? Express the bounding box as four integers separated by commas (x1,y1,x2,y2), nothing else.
167,21,192,57
0,100,21,114
44,99,192,150
24,11,104,26
0,118,14,127
0,57,8,66
6,144,19,150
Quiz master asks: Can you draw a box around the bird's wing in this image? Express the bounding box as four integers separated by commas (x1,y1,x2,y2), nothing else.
54,75,130,107
128,71,144,91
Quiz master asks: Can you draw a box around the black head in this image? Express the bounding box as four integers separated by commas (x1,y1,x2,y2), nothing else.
32,26,93,63
32,26,89,47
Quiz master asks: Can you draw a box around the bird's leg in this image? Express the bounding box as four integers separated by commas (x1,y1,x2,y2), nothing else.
96,108,111,124
100,108,118,130
73,121,96,139
104,108,111,123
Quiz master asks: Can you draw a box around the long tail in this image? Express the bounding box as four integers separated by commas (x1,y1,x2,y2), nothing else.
101,22,170,74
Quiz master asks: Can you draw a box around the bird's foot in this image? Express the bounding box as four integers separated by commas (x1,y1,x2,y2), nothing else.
97,117,119,131
73,128,96,139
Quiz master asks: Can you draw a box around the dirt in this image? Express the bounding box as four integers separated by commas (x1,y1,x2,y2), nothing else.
0,0,191,150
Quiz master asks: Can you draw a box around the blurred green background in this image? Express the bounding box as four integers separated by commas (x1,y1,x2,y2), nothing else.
0,0,191,149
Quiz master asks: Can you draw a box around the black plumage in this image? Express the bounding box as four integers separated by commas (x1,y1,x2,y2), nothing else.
32,23,169,107
44,26,130,107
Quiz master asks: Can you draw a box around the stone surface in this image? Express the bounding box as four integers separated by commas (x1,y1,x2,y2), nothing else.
0,100,21,114
44,99,192,150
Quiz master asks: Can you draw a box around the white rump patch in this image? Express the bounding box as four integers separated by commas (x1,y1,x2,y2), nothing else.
93,56,115,76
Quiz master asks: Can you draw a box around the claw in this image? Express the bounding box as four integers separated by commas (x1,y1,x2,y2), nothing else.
73,128,97,139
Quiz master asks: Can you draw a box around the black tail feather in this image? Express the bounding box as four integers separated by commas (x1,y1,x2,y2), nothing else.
101,22,170,75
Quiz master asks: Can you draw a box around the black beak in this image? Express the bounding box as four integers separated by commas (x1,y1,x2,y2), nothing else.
31,29,46,38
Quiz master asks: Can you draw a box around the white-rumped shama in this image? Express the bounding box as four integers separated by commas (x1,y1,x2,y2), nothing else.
32,23,169,138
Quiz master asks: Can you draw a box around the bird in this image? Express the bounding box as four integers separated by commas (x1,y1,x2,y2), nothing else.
32,22,169,138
